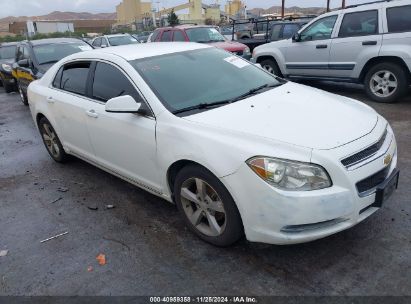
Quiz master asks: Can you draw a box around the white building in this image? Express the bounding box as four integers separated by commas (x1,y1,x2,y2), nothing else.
26,21,74,37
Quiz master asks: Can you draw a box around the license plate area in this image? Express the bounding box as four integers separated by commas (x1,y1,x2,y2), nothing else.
374,169,399,207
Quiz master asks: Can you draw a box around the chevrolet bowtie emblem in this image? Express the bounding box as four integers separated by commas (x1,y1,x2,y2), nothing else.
383,154,392,166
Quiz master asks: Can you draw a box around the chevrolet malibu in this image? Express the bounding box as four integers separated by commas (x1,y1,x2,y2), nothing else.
27,43,399,246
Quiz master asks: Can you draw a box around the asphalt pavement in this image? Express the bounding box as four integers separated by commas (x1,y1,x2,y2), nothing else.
0,83,410,296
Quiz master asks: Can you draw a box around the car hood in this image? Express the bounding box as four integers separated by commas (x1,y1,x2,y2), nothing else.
183,82,378,150
207,41,247,52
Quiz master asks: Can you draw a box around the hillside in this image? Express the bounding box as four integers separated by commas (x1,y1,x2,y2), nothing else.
0,11,116,24
249,6,326,16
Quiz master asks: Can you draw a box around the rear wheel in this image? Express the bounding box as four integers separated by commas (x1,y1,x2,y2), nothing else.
17,82,28,105
174,165,243,247
260,58,281,77
364,62,408,103
38,117,69,163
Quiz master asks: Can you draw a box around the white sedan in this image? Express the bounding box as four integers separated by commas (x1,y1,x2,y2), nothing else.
27,43,399,246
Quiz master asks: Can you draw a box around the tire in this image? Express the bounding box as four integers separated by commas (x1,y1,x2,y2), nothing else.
174,164,244,246
17,82,28,106
38,117,69,163
4,82,16,93
260,58,282,77
364,62,409,103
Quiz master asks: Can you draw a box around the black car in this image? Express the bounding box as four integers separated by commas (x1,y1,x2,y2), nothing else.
0,42,18,93
13,38,93,105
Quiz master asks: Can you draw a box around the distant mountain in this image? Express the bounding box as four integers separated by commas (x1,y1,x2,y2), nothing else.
248,6,327,17
0,11,116,24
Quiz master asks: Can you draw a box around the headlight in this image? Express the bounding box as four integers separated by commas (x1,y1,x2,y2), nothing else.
247,157,332,191
1,64,12,72
243,47,251,55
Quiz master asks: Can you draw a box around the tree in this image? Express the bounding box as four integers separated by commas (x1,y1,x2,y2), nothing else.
167,9,180,26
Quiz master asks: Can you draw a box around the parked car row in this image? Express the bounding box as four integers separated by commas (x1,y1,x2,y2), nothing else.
0,0,407,247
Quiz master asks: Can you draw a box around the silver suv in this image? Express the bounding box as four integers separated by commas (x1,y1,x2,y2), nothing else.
252,0,411,103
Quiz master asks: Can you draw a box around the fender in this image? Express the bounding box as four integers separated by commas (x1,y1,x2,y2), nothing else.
253,42,288,75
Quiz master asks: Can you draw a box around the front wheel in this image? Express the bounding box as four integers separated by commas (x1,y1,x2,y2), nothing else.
174,165,244,246
260,59,282,77
364,63,409,103
38,117,69,163
17,83,28,105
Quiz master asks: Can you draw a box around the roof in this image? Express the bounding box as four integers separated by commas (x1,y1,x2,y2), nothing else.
0,42,18,47
158,24,216,31
77,42,210,61
21,38,85,46
104,33,132,38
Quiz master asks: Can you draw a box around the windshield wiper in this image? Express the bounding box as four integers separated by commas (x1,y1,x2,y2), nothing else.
172,100,231,114
173,83,282,115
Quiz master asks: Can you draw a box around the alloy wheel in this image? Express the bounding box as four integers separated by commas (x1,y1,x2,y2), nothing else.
18,85,25,101
180,177,226,237
370,70,398,98
263,64,274,74
41,123,60,158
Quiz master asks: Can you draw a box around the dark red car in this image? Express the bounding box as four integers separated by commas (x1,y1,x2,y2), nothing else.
149,25,251,60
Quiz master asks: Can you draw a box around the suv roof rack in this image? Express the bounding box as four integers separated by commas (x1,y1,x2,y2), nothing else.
345,0,393,9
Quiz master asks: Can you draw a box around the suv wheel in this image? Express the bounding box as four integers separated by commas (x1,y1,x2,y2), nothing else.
38,117,69,163
364,63,409,103
174,165,244,246
260,59,281,77
17,83,28,106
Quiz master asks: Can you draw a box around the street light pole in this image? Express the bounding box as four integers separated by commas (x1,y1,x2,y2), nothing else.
281,0,285,19
342,0,346,9
327,0,331,12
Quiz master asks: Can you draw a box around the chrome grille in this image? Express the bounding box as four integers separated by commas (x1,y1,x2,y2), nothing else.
341,129,387,168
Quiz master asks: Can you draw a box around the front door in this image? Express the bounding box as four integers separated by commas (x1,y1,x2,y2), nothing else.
84,61,161,192
15,46,35,91
284,15,338,77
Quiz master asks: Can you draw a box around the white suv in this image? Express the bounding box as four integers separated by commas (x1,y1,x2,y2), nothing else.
252,0,411,103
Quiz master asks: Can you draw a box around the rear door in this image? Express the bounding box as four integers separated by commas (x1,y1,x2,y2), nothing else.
284,14,338,77
329,9,382,79
48,61,95,159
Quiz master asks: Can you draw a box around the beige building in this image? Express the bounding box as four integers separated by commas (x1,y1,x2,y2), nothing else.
225,0,244,17
116,0,152,25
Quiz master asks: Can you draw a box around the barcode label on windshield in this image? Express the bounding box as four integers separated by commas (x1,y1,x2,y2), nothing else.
224,56,250,69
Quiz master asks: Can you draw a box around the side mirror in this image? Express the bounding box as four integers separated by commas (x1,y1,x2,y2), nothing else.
292,33,302,42
105,95,141,113
18,59,30,68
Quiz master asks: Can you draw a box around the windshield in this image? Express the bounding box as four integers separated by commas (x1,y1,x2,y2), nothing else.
0,46,16,59
185,27,226,43
130,48,281,114
108,35,138,46
33,42,92,65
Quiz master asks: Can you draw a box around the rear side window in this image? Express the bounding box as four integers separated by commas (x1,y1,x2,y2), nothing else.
339,10,378,37
61,62,90,95
160,31,172,42
52,67,63,88
270,24,282,41
92,38,102,47
387,5,411,33
92,62,142,103
282,24,301,39
173,31,186,41
151,29,160,42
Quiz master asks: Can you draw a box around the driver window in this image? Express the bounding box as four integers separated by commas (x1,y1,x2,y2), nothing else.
300,15,338,41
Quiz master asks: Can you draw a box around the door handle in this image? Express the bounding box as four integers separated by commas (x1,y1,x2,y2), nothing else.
362,41,377,46
316,44,328,49
47,96,55,104
86,109,98,118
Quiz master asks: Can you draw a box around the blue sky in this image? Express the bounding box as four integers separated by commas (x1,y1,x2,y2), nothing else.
0,0,376,18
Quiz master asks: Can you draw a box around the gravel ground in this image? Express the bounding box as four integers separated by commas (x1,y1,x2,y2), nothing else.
0,82,410,296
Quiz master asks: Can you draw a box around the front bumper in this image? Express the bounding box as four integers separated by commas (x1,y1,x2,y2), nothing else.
0,71,15,85
222,122,398,245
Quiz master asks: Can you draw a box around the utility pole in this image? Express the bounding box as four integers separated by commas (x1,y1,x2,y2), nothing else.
342,0,346,9
281,0,285,19
327,0,331,12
